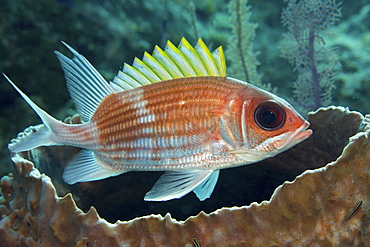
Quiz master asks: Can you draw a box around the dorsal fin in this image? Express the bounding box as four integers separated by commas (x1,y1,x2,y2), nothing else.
112,38,226,91
54,42,116,122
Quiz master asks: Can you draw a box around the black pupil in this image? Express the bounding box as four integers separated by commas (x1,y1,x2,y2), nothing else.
262,111,277,125
254,101,285,130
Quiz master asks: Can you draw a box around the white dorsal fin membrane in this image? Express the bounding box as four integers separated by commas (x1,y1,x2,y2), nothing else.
63,150,120,184
212,46,227,76
195,39,219,76
54,42,116,122
116,70,144,90
132,57,162,82
142,52,172,80
122,63,153,85
111,38,227,91
152,45,184,78
109,82,125,93
144,170,218,201
179,38,208,76
165,40,196,77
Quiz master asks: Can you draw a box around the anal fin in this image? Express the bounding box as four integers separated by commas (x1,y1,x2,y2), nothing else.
63,150,120,184
193,170,219,200
144,170,219,201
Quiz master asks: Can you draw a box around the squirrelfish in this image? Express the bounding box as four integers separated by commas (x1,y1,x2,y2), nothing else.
6,38,312,201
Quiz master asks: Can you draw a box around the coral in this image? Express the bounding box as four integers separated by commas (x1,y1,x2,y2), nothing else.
280,0,342,110
226,0,266,89
0,107,369,246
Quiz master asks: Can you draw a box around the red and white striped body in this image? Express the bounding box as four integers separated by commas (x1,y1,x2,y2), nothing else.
58,77,249,172
55,75,310,174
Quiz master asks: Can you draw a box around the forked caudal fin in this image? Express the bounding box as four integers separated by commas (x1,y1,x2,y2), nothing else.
5,42,117,152
4,74,63,153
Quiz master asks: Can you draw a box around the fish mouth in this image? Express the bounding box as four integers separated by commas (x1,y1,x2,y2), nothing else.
278,121,313,150
229,121,312,163
292,121,312,142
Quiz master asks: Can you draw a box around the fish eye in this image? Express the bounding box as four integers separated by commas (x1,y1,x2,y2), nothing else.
254,101,285,130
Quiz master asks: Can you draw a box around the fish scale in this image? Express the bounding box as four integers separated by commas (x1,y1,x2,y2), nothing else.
6,38,312,201
91,76,244,170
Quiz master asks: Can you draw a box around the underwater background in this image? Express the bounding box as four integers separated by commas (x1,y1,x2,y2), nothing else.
0,0,369,222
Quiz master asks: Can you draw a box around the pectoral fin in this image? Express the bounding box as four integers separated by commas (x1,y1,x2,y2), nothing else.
144,170,219,201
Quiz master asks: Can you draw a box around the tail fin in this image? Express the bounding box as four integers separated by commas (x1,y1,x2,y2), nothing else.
4,74,63,152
